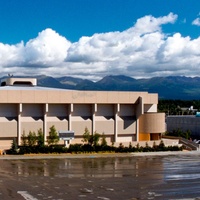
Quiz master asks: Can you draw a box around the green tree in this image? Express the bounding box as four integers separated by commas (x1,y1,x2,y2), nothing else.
82,127,91,144
82,128,102,146
21,130,27,146
101,132,107,147
37,128,44,147
47,125,59,145
93,132,101,146
11,138,18,154
27,131,37,146
158,140,165,148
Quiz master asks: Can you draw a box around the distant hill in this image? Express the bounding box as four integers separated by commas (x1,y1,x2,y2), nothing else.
1,75,200,100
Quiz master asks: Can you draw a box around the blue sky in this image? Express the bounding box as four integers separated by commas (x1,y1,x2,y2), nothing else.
1,0,200,43
0,0,200,80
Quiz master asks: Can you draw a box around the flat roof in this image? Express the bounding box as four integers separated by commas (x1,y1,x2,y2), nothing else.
0,86,69,91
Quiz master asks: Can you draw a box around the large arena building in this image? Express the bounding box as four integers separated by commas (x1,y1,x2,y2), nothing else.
0,77,165,148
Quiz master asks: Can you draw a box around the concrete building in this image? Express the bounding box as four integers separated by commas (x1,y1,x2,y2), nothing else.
0,77,165,148
167,115,200,139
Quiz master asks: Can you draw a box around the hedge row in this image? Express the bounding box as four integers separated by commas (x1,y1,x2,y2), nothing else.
7,141,183,155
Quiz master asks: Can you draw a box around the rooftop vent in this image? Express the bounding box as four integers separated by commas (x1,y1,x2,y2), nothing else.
1,78,37,86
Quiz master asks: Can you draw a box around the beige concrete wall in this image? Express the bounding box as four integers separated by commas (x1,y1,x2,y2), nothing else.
0,140,13,150
71,117,92,136
139,113,166,133
47,120,68,136
118,117,136,134
48,104,68,116
119,104,135,116
143,93,158,104
96,104,114,116
0,83,164,145
70,135,114,145
22,104,43,117
0,104,18,117
117,135,136,143
95,117,114,134
144,104,157,113
0,118,17,137
73,104,92,116
21,120,43,136
0,88,158,104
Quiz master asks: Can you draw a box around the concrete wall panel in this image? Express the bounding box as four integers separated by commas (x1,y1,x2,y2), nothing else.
95,117,114,134
119,104,135,116
73,104,92,116
21,121,43,136
22,104,43,117
71,119,92,136
60,91,73,103
47,91,59,103
117,135,135,143
7,91,21,103
82,91,96,103
72,91,85,103
96,92,108,103
34,91,48,102
107,92,118,103
144,104,157,113
139,113,165,133
46,121,68,136
118,117,136,134
0,119,17,137
0,104,18,117
0,91,8,103
48,104,68,117
96,104,114,117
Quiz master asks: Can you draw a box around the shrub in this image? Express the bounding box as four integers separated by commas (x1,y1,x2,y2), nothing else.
47,125,59,145
37,128,45,147
27,131,37,147
82,127,91,144
93,132,101,146
68,144,83,153
101,133,107,147
21,130,27,146
10,138,18,154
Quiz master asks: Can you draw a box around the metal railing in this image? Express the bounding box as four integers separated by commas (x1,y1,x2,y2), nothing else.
162,135,200,151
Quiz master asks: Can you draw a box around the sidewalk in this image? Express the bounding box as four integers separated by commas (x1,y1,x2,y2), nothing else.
0,150,198,160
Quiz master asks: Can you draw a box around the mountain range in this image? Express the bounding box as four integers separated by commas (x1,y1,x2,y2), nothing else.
2,75,200,100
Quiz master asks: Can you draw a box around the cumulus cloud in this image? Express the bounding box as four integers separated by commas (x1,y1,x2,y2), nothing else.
24,28,71,66
1,13,200,80
0,28,71,69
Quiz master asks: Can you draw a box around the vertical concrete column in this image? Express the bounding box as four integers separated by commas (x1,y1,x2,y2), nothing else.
17,103,22,145
136,97,143,142
136,119,139,142
69,104,73,130
114,104,120,142
92,104,97,134
44,103,48,143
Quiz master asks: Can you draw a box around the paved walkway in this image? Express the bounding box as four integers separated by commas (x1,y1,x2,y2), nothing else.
0,150,199,159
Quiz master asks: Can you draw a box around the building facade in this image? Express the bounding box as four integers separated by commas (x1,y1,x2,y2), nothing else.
167,115,200,139
0,77,165,148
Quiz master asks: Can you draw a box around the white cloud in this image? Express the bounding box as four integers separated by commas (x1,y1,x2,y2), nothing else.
24,28,71,66
132,12,177,34
1,13,200,80
192,17,200,26
0,42,24,67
